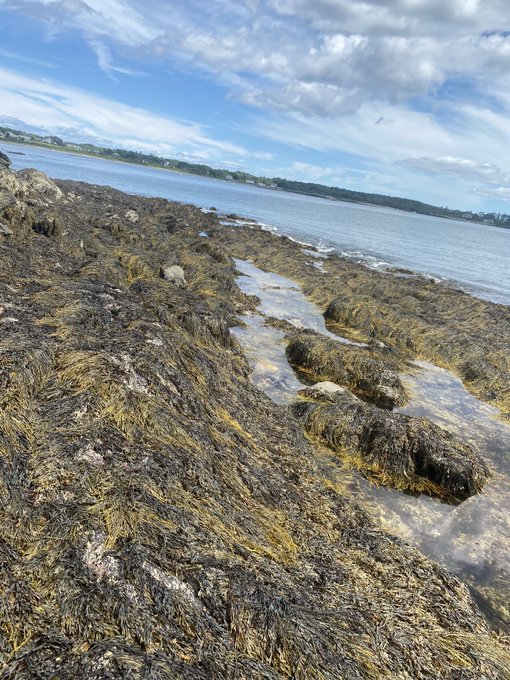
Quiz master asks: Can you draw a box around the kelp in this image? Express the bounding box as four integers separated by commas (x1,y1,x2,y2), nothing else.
0,159,508,678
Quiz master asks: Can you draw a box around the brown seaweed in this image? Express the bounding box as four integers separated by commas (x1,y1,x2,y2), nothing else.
0,158,508,678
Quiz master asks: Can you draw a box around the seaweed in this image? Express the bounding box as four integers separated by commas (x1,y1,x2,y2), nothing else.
0,160,508,678
292,388,490,502
286,329,409,407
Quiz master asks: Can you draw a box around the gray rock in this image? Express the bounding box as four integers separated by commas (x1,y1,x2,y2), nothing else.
0,221,13,236
161,264,187,287
299,381,347,401
0,167,27,200
124,209,139,223
18,169,63,201
0,150,11,168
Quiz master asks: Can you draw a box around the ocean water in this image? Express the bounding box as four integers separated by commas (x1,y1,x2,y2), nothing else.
4,141,510,305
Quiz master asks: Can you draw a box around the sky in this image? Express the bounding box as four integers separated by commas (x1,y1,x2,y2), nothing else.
1,0,510,211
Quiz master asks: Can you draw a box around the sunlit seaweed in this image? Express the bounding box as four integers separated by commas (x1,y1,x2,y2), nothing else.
0,161,509,678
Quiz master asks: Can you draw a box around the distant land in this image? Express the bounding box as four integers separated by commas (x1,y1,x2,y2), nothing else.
2,124,510,229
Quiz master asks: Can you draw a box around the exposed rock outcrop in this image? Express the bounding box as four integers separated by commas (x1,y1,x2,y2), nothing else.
293,388,491,502
286,329,408,407
0,149,11,168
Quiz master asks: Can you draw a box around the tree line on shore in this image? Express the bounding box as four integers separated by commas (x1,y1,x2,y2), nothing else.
2,125,509,228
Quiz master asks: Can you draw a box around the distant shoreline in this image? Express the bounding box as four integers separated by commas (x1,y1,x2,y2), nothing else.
1,128,509,230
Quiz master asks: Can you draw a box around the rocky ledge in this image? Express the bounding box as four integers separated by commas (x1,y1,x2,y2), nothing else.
0,155,509,678
294,385,490,502
286,329,408,408
212,223,510,420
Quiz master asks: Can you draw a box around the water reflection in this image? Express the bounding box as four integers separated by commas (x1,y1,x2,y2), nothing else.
233,258,510,628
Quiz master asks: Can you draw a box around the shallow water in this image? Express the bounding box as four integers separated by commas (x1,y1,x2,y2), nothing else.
233,258,510,626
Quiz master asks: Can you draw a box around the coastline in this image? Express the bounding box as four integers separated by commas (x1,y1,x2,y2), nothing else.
212,215,510,420
2,138,509,233
0,158,509,676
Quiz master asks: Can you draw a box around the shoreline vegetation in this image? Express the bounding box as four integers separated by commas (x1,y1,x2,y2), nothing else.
1,152,509,676
2,124,510,229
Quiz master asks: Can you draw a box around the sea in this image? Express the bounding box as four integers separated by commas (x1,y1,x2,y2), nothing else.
4,142,510,306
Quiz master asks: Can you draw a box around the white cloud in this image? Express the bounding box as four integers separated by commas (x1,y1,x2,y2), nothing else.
0,66,247,158
0,0,162,46
4,0,510,117
253,151,275,160
400,156,510,185
88,40,146,77
291,161,339,180
473,186,510,203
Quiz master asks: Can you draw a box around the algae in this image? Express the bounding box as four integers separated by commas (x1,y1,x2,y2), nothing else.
0,159,509,678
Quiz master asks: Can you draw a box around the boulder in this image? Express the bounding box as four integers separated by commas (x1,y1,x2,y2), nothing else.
286,330,408,408
18,168,63,201
0,150,11,168
299,381,346,401
292,390,490,502
124,209,139,223
160,264,187,287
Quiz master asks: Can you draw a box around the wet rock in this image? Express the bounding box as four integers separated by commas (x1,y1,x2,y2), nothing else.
299,381,345,401
292,390,490,502
0,150,11,168
160,263,187,287
286,330,408,408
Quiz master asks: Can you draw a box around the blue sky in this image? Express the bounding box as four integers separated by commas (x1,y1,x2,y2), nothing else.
1,0,510,211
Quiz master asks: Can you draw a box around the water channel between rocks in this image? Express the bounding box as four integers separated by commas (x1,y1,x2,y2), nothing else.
232,257,510,629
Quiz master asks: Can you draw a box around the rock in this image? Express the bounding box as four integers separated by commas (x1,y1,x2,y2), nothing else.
0,176,506,678
292,390,490,502
0,150,11,168
299,381,346,401
160,264,187,287
0,167,27,199
124,209,139,223
0,189,15,212
286,330,408,408
32,214,63,238
18,168,63,201
0,220,13,236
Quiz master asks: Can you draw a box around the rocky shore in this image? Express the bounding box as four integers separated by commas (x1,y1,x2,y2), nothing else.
0,154,509,678
212,222,510,421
